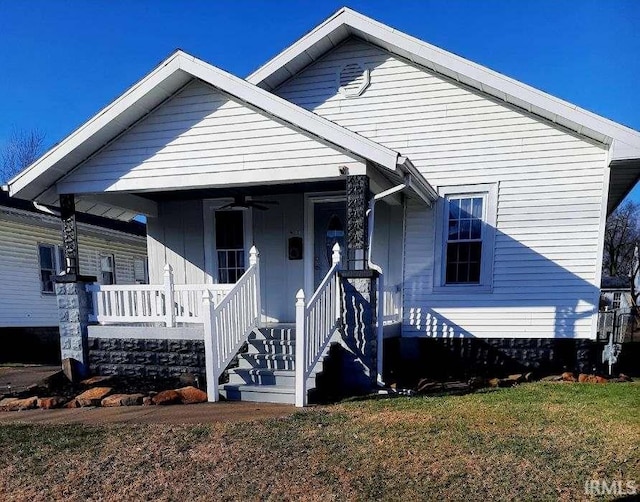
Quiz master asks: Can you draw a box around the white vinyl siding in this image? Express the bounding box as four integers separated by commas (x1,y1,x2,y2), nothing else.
146,200,206,285
0,210,147,328
58,80,364,194
276,38,607,339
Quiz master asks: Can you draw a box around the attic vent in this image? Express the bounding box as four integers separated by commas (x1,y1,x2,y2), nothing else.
338,63,370,97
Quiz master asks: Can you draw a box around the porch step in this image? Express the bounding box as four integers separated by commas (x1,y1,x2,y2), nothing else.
237,352,296,371
220,384,295,404
249,325,296,341
222,324,298,404
221,323,331,404
247,338,295,356
227,368,296,387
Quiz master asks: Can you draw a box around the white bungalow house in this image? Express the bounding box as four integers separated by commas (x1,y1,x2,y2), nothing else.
0,190,147,364
6,8,640,404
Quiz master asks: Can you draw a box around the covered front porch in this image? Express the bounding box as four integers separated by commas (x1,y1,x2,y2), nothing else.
6,52,436,404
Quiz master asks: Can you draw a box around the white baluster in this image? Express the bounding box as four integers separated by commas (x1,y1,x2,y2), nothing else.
249,245,261,326
163,264,175,327
295,289,306,407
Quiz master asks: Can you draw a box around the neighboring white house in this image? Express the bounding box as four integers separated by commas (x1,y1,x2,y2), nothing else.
5,8,640,403
0,191,147,363
600,276,633,313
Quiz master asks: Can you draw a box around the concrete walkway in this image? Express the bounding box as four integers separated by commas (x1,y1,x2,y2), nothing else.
0,365,59,394
0,401,297,425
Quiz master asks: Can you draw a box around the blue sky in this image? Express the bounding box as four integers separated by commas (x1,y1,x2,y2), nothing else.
1,0,639,198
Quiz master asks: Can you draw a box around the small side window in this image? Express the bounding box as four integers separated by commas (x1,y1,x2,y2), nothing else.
134,257,148,284
100,254,116,285
38,244,61,293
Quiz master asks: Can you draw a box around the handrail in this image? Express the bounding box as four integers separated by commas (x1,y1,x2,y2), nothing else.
202,246,261,402
295,243,342,407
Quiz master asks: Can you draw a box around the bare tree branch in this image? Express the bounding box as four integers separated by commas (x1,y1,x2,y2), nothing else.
1,128,46,183
603,200,640,278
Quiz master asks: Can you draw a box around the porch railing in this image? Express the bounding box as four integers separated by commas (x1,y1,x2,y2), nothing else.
203,246,261,402
382,284,402,325
87,266,235,326
295,243,342,407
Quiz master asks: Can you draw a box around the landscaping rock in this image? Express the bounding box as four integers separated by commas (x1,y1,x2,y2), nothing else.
506,374,525,384
0,398,18,410
75,387,113,407
176,386,208,404
578,373,590,383
617,373,633,382
152,389,181,405
540,375,563,382
594,376,608,384
81,375,115,387
64,399,79,408
37,397,66,410
561,372,576,382
101,393,144,407
488,378,501,388
416,378,442,393
524,372,536,382
498,378,517,388
142,396,154,406
0,396,37,411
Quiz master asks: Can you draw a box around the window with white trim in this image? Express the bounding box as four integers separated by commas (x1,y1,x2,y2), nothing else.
38,244,64,293
435,184,497,291
100,254,116,285
445,195,484,284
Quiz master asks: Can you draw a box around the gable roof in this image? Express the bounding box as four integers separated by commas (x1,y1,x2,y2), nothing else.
7,50,401,203
247,7,640,163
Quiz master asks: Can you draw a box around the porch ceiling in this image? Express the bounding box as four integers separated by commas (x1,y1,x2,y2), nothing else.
142,180,347,202
608,159,640,215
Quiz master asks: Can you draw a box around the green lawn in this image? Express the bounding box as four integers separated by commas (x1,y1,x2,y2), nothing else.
0,383,638,501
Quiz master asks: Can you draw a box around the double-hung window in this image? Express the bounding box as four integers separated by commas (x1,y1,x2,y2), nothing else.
435,184,497,291
100,254,116,285
38,244,64,293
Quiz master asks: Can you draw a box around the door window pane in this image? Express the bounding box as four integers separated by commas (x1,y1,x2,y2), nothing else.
216,211,245,283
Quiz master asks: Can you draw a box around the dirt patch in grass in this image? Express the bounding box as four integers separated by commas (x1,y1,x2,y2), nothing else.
0,383,637,501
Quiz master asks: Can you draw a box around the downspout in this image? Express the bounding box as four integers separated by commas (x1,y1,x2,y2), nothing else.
367,182,406,387
33,201,61,217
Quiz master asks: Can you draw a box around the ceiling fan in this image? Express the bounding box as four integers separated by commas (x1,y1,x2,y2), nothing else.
218,195,279,211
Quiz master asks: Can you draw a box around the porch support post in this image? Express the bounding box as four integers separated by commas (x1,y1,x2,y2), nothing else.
59,193,80,277
346,174,369,270
55,194,96,381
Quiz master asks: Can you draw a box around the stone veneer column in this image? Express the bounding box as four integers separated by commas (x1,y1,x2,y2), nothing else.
346,174,369,270
339,269,379,391
55,279,95,381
